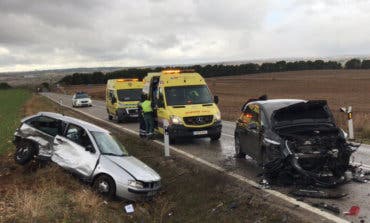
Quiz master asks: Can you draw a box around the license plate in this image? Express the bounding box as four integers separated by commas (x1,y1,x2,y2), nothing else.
130,114,138,117
193,130,208,135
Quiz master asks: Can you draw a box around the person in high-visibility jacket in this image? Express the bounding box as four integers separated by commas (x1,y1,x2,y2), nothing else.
139,94,154,138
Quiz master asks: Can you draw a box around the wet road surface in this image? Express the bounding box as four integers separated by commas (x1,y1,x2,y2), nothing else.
43,93,370,222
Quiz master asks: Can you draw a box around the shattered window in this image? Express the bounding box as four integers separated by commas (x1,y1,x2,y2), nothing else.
240,104,260,125
65,124,93,148
27,116,60,136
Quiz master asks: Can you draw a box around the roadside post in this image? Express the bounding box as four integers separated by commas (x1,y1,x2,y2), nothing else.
59,98,64,115
163,119,170,157
340,106,354,140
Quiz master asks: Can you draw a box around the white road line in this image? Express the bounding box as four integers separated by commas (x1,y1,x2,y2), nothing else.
222,121,236,127
92,105,106,109
221,132,234,138
352,162,370,170
43,94,349,223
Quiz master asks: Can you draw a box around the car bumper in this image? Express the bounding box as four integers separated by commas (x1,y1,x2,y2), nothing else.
117,186,161,201
75,103,92,107
168,121,222,138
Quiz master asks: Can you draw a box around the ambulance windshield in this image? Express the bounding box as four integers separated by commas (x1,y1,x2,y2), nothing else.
165,85,213,106
117,89,142,101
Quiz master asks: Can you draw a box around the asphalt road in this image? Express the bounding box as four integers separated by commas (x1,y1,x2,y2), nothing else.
43,92,370,222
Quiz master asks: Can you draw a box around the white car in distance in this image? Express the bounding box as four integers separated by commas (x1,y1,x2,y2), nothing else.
72,92,92,107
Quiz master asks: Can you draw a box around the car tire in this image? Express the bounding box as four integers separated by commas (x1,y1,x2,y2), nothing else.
93,175,116,198
210,132,221,141
14,140,36,165
234,133,245,158
169,134,177,144
108,114,113,120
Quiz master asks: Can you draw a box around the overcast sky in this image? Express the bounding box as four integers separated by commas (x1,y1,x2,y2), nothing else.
1,0,370,72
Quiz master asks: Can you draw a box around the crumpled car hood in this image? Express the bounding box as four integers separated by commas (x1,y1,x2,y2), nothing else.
104,155,161,182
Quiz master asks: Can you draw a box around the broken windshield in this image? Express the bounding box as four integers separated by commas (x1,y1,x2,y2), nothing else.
165,85,213,106
91,132,128,156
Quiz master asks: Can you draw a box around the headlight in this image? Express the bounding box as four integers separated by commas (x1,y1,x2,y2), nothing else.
214,112,221,121
170,115,182,125
128,180,144,189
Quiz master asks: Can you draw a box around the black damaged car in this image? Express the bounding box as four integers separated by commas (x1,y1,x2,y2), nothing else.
234,99,357,187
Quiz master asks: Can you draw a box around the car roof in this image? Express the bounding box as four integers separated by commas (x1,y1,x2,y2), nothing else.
256,99,305,105
250,99,306,115
31,112,109,133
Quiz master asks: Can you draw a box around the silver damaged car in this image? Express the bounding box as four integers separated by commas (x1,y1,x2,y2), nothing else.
13,112,161,200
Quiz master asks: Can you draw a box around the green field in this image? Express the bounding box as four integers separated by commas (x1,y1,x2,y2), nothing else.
0,89,31,154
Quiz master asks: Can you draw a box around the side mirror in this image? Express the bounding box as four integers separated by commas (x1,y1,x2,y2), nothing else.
111,97,117,104
85,145,95,153
214,95,219,104
248,122,258,130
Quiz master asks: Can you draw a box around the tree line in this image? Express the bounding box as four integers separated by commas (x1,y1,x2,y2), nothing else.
59,58,370,85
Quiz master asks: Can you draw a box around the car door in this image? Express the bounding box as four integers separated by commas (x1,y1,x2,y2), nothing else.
24,115,63,157
51,123,99,177
239,103,262,159
107,90,116,115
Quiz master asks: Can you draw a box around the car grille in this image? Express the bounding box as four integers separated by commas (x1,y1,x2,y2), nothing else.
183,115,213,125
143,181,161,189
81,101,88,103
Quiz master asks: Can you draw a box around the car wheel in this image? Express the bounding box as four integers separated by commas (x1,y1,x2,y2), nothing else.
108,114,113,120
210,132,221,141
234,133,245,158
169,134,177,144
14,141,36,165
93,175,116,198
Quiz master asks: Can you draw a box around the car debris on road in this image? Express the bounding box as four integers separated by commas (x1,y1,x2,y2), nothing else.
312,202,340,215
344,205,360,216
290,188,348,199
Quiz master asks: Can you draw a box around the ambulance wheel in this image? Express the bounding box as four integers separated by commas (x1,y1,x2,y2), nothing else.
169,135,177,144
210,133,221,141
116,109,126,123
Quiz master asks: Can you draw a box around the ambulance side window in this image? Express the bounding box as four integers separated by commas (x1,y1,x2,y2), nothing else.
157,88,165,108
109,90,116,103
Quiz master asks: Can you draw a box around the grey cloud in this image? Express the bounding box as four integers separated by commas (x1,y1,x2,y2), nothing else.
1,0,370,72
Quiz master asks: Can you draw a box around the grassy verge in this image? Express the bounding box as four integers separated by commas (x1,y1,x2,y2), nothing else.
0,89,31,154
0,94,319,222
